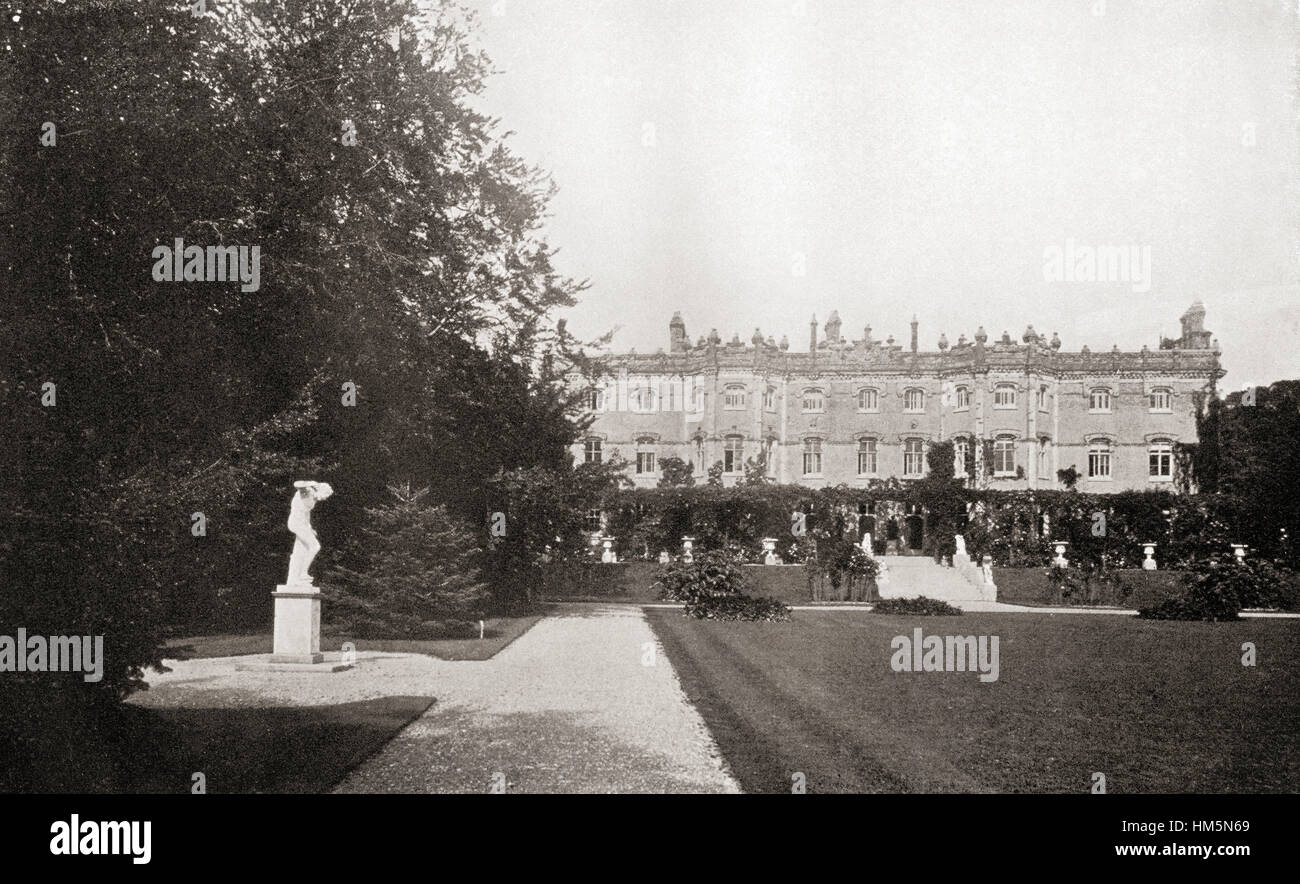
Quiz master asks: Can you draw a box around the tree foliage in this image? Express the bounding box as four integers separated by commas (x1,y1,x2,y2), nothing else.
0,0,594,702
324,483,488,637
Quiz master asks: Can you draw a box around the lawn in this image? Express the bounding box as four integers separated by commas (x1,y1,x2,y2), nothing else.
1,691,434,793
165,614,542,662
646,608,1300,793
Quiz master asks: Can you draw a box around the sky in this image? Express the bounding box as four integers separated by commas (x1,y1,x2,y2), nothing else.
466,0,1299,389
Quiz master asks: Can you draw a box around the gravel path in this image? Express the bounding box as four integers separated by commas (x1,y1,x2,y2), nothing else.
335,604,739,793
133,604,739,794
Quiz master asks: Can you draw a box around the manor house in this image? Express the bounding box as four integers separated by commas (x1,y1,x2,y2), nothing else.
574,302,1223,493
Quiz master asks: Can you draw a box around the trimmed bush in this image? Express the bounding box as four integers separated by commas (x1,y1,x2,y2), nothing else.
1137,584,1240,621
658,548,792,620
1044,562,1135,606
805,538,879,602
1137,558,1300,620
657,549,749,603
683,595,792,621
871,597,964,616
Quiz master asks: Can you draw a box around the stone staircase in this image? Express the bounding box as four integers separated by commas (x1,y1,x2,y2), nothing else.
875,555,996,604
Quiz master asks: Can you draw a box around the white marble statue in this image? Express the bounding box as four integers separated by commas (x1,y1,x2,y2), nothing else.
285,481,333,586
860,532,874,559
954,535,967,557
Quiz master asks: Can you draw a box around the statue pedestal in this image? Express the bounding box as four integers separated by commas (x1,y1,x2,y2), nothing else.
272,586,324,664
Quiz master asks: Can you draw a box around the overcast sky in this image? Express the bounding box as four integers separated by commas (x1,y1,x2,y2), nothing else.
467,0,1298,389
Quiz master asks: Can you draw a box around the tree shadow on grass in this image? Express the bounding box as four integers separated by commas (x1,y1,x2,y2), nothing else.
1,694,435,794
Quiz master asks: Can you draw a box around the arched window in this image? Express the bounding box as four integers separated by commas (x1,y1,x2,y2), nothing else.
1149,440,1173,480
1037,438,1051,478
903,388,925,413
1149,387,1172,412
954,385,972,410
1037,384,1050,411
724,384,746,410
635,438,656,475
691,384,705,412
858,438,877,475
801,388,825,413
903,439,925,477
584,437,603,465
1088,439,1113,479
586,388,605,411
763,386,777,411
723,435,744,473
857,387,879,412
1089,388,1112,412
994,383,1017,409
802,438,823,475
993,435,1016,476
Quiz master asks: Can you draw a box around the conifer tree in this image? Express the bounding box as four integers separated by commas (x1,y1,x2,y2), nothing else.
325,484,488,637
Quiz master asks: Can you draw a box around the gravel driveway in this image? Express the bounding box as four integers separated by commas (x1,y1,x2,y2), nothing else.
335,604,739,793
136,604,739,794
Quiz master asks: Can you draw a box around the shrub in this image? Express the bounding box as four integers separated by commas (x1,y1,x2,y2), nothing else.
1138,560,1241,621
683,594,792,621
1136,584,1239,621
871,597,964,616
658,548,792,620
1138,558,1300,620
808,538,878,601
324,484,489,637
1044,562,1134,606
657,548,749,603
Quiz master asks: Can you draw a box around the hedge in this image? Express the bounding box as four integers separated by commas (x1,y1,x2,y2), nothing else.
590,484,1254,570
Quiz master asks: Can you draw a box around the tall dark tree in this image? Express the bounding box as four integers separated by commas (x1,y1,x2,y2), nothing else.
0,0,594,709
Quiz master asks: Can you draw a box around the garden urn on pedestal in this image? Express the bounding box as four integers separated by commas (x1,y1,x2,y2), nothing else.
1142,544,1157,571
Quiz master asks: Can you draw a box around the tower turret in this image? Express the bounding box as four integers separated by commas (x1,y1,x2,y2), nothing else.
669,312,688,353
1178,301,1212,349
824,310,842,345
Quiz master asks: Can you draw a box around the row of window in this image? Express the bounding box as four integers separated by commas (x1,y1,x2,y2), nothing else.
585,437,1175,480
589,385,1176,414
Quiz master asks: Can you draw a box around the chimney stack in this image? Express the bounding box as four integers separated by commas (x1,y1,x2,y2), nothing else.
809,314,818,352
910,315,918,353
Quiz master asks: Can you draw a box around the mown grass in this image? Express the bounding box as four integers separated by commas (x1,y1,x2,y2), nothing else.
647,608,1300,793
165,615,541,662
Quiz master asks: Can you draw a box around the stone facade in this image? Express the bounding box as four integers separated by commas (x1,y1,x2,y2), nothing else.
573,302,1223,493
